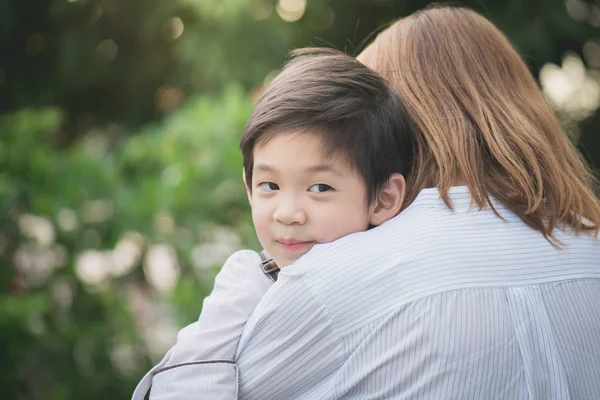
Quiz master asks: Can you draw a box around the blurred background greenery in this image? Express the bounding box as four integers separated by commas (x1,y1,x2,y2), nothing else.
1,0,599,398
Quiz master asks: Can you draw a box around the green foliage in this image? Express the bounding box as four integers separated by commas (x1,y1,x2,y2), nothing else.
0,86,256,399
0,0,299,146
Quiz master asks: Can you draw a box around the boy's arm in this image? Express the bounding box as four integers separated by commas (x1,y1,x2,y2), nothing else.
131,250,274,400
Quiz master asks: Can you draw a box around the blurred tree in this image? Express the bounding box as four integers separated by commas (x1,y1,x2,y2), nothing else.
0,87,257,399
0,0,296,147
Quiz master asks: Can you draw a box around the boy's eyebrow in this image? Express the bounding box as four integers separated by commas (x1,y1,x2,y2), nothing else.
253,163,347,177
307,164,347,177
253,164,275,173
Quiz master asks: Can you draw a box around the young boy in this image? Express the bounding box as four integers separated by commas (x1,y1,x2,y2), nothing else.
132,48,416,399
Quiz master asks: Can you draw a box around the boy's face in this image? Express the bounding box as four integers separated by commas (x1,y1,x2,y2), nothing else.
246,131,377,268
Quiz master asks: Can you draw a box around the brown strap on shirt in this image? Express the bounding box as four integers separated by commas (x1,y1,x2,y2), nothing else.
258,251,279,281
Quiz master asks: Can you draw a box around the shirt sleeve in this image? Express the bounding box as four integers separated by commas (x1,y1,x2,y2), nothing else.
131,250,274,400
233,270,343,400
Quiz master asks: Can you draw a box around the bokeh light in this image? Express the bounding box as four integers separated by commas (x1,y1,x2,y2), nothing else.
277,0,307,22
565,0,589,21
169,17,185,40
540,52,600,122
143,244,180,293
95,39,118,62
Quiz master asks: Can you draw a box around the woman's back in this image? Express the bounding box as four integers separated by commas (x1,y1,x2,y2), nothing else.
329,188,600,399
345,11,600,395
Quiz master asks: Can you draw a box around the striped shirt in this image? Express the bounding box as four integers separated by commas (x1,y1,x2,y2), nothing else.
135,186,600,399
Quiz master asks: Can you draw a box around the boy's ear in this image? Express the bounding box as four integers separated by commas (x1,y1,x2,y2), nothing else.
369,173,406,226
242,168,252,205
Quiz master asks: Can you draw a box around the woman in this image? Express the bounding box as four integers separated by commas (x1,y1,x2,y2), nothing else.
135,6,600,399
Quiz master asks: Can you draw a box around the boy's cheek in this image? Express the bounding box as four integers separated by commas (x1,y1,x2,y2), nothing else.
312,208,370,243
251,211,271,245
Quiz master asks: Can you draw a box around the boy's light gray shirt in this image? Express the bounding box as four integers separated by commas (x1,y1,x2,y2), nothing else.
135,186,600,400
131,249,273,400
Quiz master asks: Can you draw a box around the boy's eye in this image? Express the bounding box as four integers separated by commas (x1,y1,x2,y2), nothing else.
258,182,279,191
308,183,333,193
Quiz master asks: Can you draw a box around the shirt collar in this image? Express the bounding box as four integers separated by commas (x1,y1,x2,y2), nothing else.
410,186,488,213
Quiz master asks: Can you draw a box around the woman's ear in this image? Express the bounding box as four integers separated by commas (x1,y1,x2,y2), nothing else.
242,169,252,206
369,173,406,226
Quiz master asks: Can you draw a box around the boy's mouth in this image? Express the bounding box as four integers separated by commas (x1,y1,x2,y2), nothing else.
276,240,315,253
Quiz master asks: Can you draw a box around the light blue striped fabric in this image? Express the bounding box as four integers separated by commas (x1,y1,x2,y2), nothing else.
135,186,600,399
232,186,600,399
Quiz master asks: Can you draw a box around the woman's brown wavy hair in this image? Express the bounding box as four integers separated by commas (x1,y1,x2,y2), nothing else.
358,5,600,242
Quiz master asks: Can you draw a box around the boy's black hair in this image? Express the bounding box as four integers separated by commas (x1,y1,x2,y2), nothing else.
240,47,416,204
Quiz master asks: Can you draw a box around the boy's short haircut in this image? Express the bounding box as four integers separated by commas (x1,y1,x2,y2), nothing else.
240,47,416,204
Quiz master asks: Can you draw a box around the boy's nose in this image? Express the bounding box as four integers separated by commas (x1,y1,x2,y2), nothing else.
273,199,307,225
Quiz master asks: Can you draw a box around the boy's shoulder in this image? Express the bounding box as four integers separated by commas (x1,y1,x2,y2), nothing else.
218,249,274,290
224,249,261,266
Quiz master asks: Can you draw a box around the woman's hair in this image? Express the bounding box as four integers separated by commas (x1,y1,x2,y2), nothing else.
358,5,600,240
